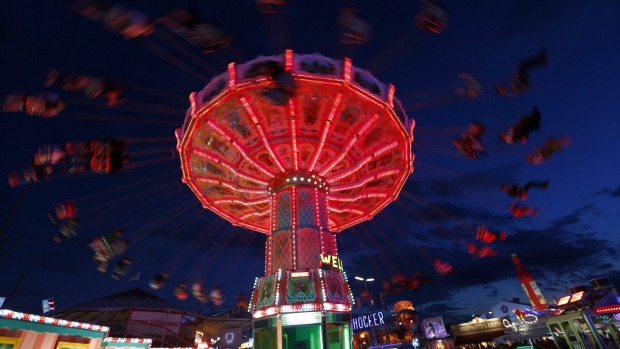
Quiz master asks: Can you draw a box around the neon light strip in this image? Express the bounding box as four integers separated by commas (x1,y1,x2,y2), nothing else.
189,92,197,119
104,338,153,344
309,93,343,171
330,166,410,232
289,98,299,171
387,84,395,106
331,169,400,192
191,148,269,185
292,187,297,269
291,271,310,278
0,310,109,333
320,113,380,176
213,197,271,206
253,306,280,318
343,58,352,83
324,303,351,312
275,269,282,306
314,188,321,227
228,62,236,88
328,207,364,215
270,194,276,230
328,192,387,202
188,179,269,233
285,49,293,72
328,141,399,183
195,177,267,195
240,211,270,220
205,120,275,178
240,96,286,172
280,304,322,313
595,305,620,314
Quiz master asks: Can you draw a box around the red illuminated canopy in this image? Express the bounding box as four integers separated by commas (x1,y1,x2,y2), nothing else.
176,50,414,233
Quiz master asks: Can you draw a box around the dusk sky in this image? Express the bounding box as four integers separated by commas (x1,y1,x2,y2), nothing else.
1,0,620,324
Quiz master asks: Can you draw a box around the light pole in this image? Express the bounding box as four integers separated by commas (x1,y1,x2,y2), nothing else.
355,276,375,290
355,276,375,310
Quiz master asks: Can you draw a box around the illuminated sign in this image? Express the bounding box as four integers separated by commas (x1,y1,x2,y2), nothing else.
291,271,310,278
393,300,414,312
282,311,322,326
557,296,570,306
422,316,448,339
569,291,584,303
240,338,254,348
219,328,242,349
195,331,204,344
454,318,504,334
320,254,344,270
130,311,182,334
352,311,385,331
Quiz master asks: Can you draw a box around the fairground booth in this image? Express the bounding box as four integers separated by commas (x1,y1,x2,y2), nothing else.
546,277,620,349
420,316,453,349
48,288,252,348
451,317,506,348
351,300,450,349
0,309,151,349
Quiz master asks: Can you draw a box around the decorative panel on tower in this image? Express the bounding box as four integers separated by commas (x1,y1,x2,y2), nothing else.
297,189,315,227
322,232,337,256
296,227,321,269
318,192,328,228
277,192,291,230
271,229,293,271
321,269,350,305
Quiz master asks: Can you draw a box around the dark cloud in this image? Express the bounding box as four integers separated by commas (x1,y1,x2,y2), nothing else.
426,180,465,198
593,185,620,197
594,188,612,196
487,289,499,298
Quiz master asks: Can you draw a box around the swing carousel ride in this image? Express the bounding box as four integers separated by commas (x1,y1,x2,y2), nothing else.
175,50,415,348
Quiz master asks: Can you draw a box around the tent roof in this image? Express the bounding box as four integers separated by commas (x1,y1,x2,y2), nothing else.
54,287,190,313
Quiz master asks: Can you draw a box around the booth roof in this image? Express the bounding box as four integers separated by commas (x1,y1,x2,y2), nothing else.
454,329,506,345
52,288,191,313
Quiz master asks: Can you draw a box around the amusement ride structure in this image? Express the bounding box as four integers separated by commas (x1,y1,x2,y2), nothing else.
176,50,415,349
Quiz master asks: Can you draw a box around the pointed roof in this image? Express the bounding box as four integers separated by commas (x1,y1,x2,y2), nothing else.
59,287,190,313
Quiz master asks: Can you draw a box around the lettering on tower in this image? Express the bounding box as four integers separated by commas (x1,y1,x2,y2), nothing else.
320,254,344,270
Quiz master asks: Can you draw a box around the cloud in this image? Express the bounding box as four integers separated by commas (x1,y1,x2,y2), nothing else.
593,185,620,197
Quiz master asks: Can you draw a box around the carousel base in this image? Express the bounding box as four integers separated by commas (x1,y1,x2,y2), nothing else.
253,313,352,349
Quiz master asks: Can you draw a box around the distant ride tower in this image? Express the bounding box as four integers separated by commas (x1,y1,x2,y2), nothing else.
511,253,549,311
176,50,415,349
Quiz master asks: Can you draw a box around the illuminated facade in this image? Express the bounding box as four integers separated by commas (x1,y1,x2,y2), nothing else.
0,309,152,349
176,50,414,349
